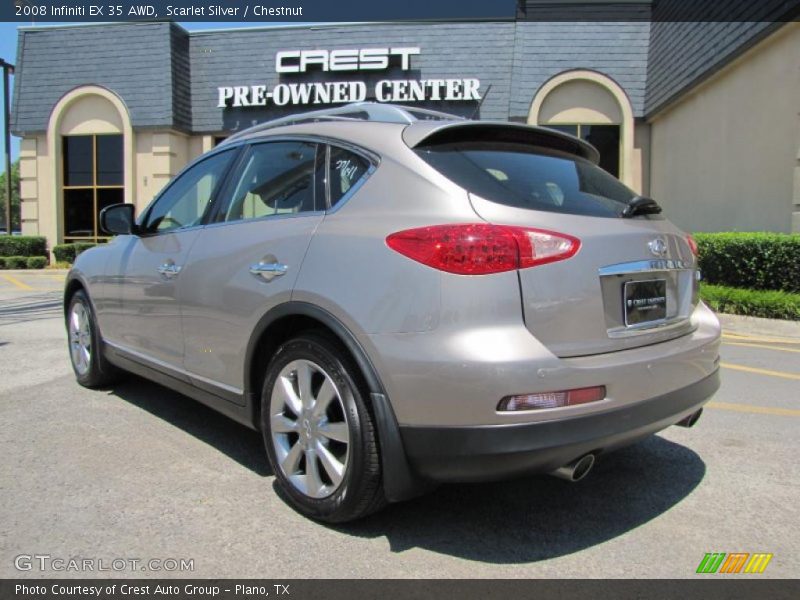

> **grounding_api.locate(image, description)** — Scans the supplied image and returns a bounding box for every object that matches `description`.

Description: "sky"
[0,22,20,171]
[0,21,306,175]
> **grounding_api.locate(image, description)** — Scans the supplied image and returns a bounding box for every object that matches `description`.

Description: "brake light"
[686,234,698,257]
[498,385,606,411]
[386,224,580,275]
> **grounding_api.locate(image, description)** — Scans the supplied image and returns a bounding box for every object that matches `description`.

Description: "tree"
[0,160,21,233]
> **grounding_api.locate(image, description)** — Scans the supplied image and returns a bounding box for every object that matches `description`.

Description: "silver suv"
[65,103,721,522]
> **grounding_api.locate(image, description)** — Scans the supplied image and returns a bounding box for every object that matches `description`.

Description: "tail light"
[686,234,698,257]
[498,386,606,412]
[385,223,580,275]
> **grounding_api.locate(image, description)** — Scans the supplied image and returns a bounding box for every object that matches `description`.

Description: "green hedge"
[700,283,800,321]
[0,236,47,257]
[26,256,48,269]
[52,244,74,263]
[694,232,799,293]
[53,242,97,264]
[0,255,49,269]
[2,256,28,269]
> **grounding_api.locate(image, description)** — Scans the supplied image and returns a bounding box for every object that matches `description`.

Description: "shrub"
[53,244,76,263]
[26,256,48,269]
[694,232,800,293]
[700,283,800,321]
[4,256,28,269]
[75,242,98,257]
[0,257,5,269]
[53,242,97,264]
[0,235,47,257]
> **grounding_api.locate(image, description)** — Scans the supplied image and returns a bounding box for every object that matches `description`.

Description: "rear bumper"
[399,369,719,483]
[363,301,721,428]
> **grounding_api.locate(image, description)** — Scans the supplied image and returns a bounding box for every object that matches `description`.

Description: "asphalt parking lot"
[1,270,798,578]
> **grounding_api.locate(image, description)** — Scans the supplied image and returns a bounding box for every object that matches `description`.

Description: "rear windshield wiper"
[622,195,662,218]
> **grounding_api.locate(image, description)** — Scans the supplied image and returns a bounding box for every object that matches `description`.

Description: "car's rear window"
[415,141,638,218]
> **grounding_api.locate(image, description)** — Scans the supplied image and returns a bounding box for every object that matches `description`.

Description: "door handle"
[157,261,182,279]
[250,261,289,282]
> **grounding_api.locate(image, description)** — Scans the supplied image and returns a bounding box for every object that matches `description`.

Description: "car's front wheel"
[261,333,385,522]
[67,289,118,388]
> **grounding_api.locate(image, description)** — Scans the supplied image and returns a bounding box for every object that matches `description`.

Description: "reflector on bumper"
[498,385,606,411]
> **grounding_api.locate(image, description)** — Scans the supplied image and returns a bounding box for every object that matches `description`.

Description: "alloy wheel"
[269,359,351,499]
[69,302,92,375]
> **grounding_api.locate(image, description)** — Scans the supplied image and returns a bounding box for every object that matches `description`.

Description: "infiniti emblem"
[648,238,668,257]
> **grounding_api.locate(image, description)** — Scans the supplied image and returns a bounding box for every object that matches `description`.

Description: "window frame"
[208,140,324,226]
[136,146,242,237]
[62,133,124,243]
[206,136,378,226]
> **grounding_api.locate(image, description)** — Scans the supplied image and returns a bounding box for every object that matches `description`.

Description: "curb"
[717,312,800,339]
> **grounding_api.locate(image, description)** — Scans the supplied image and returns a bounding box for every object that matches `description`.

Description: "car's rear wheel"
[67,289,118,388]
[261,333,385,522]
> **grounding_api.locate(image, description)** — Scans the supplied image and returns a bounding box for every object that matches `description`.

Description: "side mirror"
[100,203,137,235]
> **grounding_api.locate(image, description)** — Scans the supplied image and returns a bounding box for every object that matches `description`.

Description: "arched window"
[529,71,635,187]
[47,86,134,243]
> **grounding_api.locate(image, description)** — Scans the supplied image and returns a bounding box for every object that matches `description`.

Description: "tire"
[261,332,386,522]
[66,289,119,388]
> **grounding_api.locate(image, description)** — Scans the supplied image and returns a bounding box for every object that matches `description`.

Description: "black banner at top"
[9,0,514,23]
[3,0,800,23]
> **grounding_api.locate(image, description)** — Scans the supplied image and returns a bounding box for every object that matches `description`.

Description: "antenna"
[470,84,492,120]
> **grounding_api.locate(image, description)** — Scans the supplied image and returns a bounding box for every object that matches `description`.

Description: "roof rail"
[222,102,464,144]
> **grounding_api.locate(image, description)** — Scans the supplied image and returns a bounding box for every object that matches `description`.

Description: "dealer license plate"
[624,279,667,326]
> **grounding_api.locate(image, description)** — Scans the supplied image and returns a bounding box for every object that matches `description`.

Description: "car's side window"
[141,150,235,234]
[328,146,370,208]
[222,141,319,222]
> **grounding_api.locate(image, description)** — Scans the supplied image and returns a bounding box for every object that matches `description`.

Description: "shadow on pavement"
[107,374,704,564]
[108,375,271,477]
[339,435,705,563]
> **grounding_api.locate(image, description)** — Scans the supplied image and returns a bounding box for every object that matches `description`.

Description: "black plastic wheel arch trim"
[244,301,427,502]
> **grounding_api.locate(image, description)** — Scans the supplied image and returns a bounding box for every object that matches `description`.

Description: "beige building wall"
[649,22,800,233]
[134,132,214,209]
[135,131,188,210]
[18,137,41,236]
[19,135,56,242]
[633,122,651,197]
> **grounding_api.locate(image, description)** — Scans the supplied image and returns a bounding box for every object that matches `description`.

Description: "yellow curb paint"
[720,362,800,381]
[722,341,800,354]
[707,402,800,417]
[722,333,800,345]
[0,274,35,291]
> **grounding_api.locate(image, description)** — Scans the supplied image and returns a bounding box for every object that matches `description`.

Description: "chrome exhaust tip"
[676,409,703,428]
[551,453,595,482]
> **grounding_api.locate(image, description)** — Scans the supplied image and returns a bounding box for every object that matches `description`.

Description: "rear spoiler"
[402,121,601,165]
